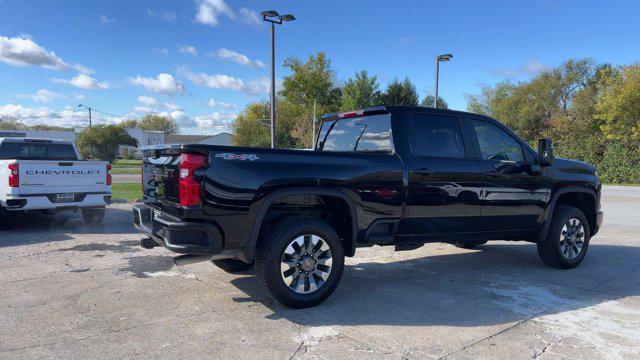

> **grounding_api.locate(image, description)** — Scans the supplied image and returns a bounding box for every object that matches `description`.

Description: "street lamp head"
[437,53,453,62]
[261,10,280,18]
[278,14,295,21]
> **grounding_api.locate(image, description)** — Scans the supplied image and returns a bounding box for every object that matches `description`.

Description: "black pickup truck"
[134,106,603,308]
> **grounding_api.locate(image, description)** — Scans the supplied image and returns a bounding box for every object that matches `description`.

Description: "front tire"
[255,217,345,308]
[82,207,105,224]
[212,259,255,273]
[537,206,591,269]
[0,206,16,230]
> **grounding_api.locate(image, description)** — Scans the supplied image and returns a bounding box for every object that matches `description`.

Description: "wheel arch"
[239,188,358,262]
[537,187,598,243]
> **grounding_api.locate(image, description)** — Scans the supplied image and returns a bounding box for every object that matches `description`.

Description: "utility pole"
[78,104,94,159]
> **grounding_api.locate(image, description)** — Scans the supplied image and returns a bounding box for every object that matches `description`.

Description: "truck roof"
[321,106,487,122]
[0,137,74,145]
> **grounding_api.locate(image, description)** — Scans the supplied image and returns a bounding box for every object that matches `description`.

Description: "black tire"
[454,240,487,249]
[0,206,16,230]
[255,216,345,308]
[82,207,105,224]
[537,205,591,269]
[212,259,255,273]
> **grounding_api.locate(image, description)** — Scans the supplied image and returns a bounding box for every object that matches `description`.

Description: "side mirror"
[537,138,555,165]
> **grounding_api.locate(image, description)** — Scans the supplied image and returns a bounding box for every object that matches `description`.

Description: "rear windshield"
[0,142,78,160]
[316,114,393,152]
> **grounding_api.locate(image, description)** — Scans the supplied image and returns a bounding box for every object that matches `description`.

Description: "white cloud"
[137,95,159,107]
[207,99,236,109]
[133,106,153,113]
[213,48,264,68]
[128,73,185,95]
[52,73,110,90]
[239,8,261,27]
[147,9,176,22]
[0,104,124,127]
[178,45,198,56]
[195,0,235,26]
[151,47,169,57]
[164,102,182,111]
[31,89,63,103]
[179,67,268,95]
[193,111,236,128]
[0,35,92,73]
[491,60,549,77]
[99,15,115,24]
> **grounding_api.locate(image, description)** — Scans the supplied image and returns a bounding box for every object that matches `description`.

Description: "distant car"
[0,137,112,230]
[133,106,603,308]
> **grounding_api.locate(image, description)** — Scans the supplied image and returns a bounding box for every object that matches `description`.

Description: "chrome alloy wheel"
[560,218,585,260]
[280,234,333,294]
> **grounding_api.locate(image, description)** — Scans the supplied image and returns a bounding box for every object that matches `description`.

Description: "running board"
[394,243,424,251]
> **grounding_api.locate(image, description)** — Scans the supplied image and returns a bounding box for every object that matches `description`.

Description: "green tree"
[30,124,73,131]
[231,100,300,148]
[420,95,449,109]
[138,114,178,134]
[76,125,137,162]
[341,70,381,110]
[379,77,419,106]
[281,52,342,111]
[596,65,640,143]
[118,119,139,129]
[0,116,27,130]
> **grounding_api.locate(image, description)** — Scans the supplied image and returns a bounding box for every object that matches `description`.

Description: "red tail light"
[8,163,19,188]
[179,153,208,207]
[106,164,112,186]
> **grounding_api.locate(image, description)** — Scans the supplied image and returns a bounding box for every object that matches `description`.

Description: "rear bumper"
[133,204,223,255]
[1,193,111,211]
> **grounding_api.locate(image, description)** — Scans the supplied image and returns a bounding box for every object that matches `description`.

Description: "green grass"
[112,159,142,168]
[111,183,142,202]
[604,183,640,187]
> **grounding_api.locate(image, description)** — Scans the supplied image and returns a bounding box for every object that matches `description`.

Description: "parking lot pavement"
[1,186,640,359]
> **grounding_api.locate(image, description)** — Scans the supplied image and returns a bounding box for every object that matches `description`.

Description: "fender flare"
[536,186,597,243]
[238,187,358,262]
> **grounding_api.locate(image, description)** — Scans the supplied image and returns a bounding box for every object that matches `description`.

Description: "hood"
[554,157,597,175]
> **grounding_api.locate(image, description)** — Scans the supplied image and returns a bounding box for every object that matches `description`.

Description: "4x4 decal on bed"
[215,153,259,161]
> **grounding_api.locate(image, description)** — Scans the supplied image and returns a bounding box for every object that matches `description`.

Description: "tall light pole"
[434,53,453,108]
[261,10,295,148]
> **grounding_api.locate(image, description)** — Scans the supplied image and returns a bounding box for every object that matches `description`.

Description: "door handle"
[413,168,434,175]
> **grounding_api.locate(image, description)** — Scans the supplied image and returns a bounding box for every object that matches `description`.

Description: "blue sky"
[1,0,638,135]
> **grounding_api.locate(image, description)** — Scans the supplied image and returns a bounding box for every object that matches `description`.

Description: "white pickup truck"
[0,137,112,230]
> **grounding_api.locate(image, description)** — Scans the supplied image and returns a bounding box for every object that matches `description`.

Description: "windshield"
[316,114,393,152]
[0,142,78,160]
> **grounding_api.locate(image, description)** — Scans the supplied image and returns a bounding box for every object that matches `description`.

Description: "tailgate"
[17,160,109,195]
[142,152,181,203]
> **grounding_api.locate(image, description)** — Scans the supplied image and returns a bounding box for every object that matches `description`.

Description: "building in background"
[119,128,165,158]
[0,130,76,143]
[165,132,234,146]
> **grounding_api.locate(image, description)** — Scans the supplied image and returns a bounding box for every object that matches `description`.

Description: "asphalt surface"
[112,173,140,184]
[1,186,639,359]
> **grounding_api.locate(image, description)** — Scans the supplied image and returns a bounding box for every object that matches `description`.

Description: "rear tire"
[255,216,345,308]
[0,206,16,230]
[212,259,255,273]
[453,240,487,249]
[537,206,590,269]
[82,207,105,224]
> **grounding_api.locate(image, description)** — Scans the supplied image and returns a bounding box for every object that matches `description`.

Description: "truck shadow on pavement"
[0,206,135,248]
[229,243,640,328]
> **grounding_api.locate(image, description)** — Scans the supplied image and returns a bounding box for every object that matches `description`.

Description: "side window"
[410,114,466,158]
[471,120,524,163]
